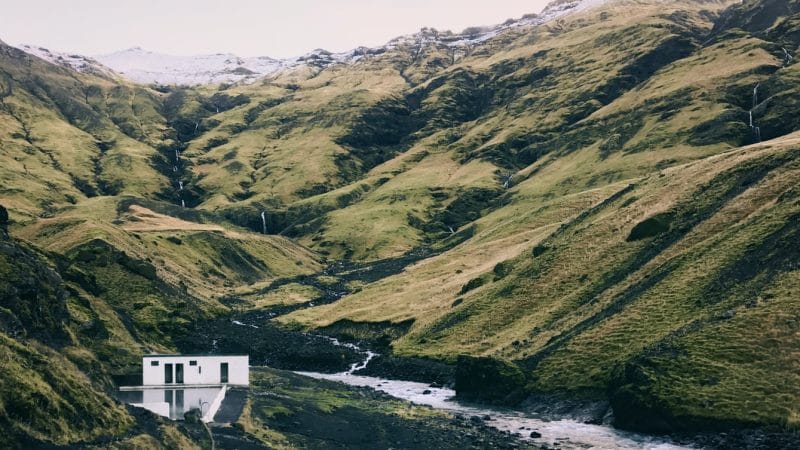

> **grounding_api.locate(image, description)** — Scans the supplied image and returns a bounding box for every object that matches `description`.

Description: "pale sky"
[1,0,552,58]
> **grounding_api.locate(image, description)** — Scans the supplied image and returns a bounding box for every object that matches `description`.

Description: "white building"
[142,354,249,386]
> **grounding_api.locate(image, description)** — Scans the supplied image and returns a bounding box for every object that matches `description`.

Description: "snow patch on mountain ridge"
[17,0,608,85]
[17,44,117,78]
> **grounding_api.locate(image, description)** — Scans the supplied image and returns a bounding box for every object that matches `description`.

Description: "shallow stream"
[296,346,690,450]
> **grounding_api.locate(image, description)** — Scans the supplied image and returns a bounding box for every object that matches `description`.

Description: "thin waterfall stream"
[260,211,267,234]
[749,83,762,142]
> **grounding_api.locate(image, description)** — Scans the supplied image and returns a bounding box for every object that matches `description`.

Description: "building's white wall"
[142,355,248,386]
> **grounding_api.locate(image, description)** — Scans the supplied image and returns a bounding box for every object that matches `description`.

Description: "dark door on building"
[175,363,184,384]
[220,362,229,383]
[164,363,173,383]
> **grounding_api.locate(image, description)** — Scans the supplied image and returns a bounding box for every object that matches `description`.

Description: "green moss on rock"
[455,356,527,404]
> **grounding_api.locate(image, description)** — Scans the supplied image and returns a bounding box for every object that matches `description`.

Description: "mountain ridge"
[13,0,610,85]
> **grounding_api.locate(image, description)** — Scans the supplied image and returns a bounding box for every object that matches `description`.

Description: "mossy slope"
[3,0,800,442]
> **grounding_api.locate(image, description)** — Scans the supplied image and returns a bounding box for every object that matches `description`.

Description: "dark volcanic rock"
[0,204,8,232]
[175,311,362,373]
[455,355,527,404]
[519,392,611,425]
[672,426,800,450]
[183,408,202,424]
[355,353,455,385]
[250,369,529,449]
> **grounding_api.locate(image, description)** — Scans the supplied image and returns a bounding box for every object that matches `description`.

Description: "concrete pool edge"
[203,385,228,423]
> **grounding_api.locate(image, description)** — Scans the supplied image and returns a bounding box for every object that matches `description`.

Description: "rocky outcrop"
[711,0,800,36]
[0,232,69,344]
[0,204,8,233]
[455,356,527,404]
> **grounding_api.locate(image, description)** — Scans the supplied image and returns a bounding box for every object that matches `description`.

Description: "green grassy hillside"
[279,0,800,433]
[2,0,800,445]
[0,223,209,448]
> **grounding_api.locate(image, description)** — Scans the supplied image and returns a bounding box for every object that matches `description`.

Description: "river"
[295,344,690,450]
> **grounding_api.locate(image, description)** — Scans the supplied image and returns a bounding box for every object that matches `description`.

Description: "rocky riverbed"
[174,307,800,449]
[296,344,690,450]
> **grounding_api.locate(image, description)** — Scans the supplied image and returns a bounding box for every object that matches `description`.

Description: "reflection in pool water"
[116,387,223,420]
